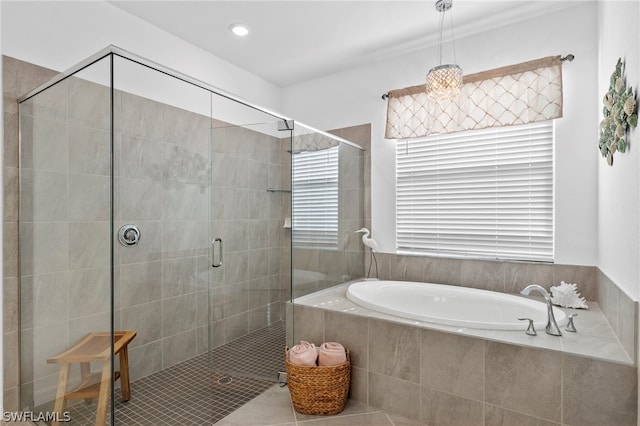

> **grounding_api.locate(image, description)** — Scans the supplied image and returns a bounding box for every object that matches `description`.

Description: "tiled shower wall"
[114,87,214,388]
[115,101,290,381]
[2,55,290,409]
[3,56,58,411]
[18,70,117,408]
[209,124,290,351]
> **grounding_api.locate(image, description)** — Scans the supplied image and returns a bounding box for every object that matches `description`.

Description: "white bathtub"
[346,280,567,331]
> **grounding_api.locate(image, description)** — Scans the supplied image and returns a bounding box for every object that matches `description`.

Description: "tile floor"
[210,321,286,380]
[5,389,424,426]
[30,321,286,425]
[59,357,275,425]
[216,384,425,426]
[4,320,420,425]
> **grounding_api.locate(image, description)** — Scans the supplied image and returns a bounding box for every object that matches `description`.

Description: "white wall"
[596,0,640,300]
[282,2,599,267]
[0,1,282,113]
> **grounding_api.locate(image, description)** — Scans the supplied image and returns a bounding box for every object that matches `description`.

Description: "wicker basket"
[285,348,351,415]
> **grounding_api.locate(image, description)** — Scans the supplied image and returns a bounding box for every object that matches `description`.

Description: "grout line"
[384,412,395,426]
[482,339,486,426]
[484,403,561,425]
[295,410,386,424]
[560,354,564,426]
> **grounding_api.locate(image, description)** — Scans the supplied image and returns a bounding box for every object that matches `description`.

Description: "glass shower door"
[207,119,292,382]
[112,55,214,424]
[17,46,298,425]
[18,55,115,424]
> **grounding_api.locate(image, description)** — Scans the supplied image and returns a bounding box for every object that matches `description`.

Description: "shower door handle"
[212,238,223,268]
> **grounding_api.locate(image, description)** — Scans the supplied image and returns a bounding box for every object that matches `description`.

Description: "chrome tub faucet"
[520,284,562,336]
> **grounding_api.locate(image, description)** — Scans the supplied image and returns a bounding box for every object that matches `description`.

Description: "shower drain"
[217,376,233,385]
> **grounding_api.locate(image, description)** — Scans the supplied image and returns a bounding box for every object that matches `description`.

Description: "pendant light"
[426,0,463,100]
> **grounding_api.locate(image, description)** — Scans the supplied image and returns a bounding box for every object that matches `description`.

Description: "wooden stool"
[47,331,136,426]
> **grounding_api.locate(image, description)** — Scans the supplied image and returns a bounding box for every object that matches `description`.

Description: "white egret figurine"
[356,228,379,279]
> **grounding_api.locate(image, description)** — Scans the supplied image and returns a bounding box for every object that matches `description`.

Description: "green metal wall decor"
[599,58,637,166]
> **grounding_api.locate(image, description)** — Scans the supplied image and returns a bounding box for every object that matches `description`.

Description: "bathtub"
[346,280,567,331]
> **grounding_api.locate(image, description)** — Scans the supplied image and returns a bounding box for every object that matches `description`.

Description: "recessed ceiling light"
[229,23,250,37]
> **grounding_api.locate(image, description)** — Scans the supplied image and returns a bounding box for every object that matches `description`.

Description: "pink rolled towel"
[288,341,318,366]
[318,342,347,366]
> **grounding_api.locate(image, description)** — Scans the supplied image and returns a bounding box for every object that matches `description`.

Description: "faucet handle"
[518,317,537,336]
[565,313,578,332]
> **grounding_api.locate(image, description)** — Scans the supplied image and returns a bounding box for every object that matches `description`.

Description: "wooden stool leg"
[80,362,92,404]
[94,362,111,426]
[119,345,131,401]
[52,364,70,426]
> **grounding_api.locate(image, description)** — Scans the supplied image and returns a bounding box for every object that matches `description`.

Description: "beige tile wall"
[294,304,638,426]
[114,88,212,386]
[598,269,638,362]
[375,253,596,299]
[373,253,638,361]
[209,123,289,350]
[3,56,58,411]
[118,98,290,388]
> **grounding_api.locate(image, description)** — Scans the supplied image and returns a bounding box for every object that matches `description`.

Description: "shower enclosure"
[16,46,364,425]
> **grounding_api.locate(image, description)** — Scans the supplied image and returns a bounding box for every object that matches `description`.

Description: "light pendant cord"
[438,4,457,65]
[449,7,457,65]
[438,9,445,65]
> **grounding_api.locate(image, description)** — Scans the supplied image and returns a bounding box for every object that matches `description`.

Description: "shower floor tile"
[210,320,286,380]
[42,321,285,426]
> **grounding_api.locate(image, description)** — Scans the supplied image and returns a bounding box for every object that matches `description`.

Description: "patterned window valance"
[385,56,563,139]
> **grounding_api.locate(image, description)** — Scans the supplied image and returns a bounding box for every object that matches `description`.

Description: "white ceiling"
[109,1,579,87]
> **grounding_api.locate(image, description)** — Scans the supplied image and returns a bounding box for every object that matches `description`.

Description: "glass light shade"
[426,64,463,100]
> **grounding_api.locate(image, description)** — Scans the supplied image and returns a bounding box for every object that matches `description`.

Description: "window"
[292,146,339,248]
[396,121,554,261]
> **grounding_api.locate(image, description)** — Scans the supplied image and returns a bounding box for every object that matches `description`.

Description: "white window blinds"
[396,121,554,261]
[292,146,339,248]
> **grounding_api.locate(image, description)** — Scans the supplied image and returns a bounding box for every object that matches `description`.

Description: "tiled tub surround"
[292,284,638,425]
[373,253,638,362]
[295,282,632,364]
[597,267,637,363]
